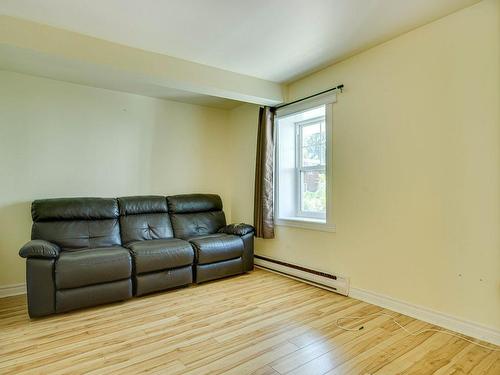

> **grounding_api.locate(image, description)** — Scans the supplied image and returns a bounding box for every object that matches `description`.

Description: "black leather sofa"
[19,194,254,318]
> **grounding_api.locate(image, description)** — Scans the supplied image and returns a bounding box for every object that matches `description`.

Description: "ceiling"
[0,0,480,84]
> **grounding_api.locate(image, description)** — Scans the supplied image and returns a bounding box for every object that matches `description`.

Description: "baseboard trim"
[254,255,349,295]
[0,283,26,298]
[349,287,500,346]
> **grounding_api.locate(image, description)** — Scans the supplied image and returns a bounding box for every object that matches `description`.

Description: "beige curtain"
[254,106,275,239]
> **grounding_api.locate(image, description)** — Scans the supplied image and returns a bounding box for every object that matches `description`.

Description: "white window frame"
[274,94,336,233]
[296,116,326,220]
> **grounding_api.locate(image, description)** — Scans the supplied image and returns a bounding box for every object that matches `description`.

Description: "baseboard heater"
[254,255,350,296]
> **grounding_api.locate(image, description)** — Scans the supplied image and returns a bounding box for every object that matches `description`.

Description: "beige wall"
[229,104,260,225]
[0,71,232,286]
[231,0,500,329]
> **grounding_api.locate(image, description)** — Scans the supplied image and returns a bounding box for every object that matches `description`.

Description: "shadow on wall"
[0,201,32,285]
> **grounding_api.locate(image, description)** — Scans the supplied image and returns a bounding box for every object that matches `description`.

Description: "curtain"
[254,106,275,239]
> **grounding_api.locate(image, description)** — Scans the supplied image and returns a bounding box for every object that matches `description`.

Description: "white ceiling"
[0,0,480,83]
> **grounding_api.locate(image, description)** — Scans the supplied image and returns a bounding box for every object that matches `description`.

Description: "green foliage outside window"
[303,172,326,212]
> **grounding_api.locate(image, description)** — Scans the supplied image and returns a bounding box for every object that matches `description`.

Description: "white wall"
[230,0,500,330]
[0,70,232,286]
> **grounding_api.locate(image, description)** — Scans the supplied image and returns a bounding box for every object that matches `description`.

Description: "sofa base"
[56,279,132,313]
[195,257,243,283]
[26,258,56,318]
[135,266,192,296]
[241,233,254,272]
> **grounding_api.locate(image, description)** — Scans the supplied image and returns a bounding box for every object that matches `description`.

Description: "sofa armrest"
[19,240,60,259]
[218,223,255,236]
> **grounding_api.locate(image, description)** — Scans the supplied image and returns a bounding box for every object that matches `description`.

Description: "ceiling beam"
[0,15,284,106]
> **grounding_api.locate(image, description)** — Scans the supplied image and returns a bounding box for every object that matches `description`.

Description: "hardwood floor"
[0,269,498,374]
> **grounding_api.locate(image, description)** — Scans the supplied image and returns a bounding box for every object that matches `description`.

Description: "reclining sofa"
[18,194,254,318]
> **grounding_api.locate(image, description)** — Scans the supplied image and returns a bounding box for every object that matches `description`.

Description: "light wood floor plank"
[0,269,497,375]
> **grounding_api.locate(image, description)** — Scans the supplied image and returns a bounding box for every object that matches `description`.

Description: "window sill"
[275,217,336,233]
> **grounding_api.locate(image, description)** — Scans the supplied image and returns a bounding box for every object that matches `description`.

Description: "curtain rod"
[273,84,344,110]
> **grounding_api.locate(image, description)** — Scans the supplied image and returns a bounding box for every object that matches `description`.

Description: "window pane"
[302,122,321,144]
[301,170,326,213]
[301,121,325,167]
[302,144,325,167]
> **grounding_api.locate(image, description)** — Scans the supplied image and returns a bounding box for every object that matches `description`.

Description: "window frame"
[274,96,336,233]
[295,116,326,220]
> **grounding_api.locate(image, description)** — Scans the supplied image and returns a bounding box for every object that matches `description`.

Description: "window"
[297,116,326,218]
[275,96,335,232]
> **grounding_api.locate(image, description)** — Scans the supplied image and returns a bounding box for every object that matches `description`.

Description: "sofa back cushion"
[118,196,173,244]
[167,194,226,239]
[31,198,121,251]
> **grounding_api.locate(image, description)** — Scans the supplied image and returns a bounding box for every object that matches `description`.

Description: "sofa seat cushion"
[188,234,243,265]
[56,247,132,289]
[127,239,194,274]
